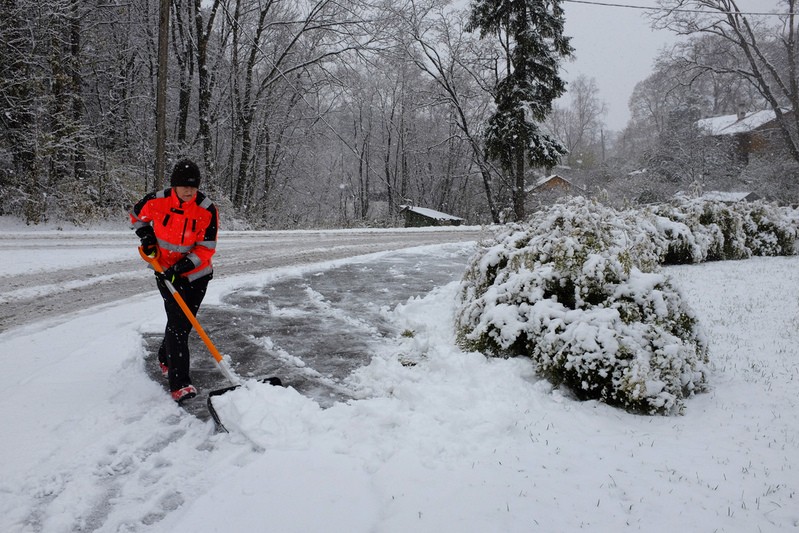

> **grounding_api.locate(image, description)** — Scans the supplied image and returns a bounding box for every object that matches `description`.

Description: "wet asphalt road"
[0,228,487,332]
[140,240,481,422]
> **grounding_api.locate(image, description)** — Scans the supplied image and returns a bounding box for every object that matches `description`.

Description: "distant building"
[701,191,760,203]
[524,174,586,209]
[527,174,584,195]
[695,108,790,163]
[399,205,465,227]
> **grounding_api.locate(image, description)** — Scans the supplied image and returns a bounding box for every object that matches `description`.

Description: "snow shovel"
[139,246,241,385]
[138,247,282,428]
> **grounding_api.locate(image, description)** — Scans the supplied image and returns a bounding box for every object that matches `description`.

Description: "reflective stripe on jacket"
[130,188,219,281]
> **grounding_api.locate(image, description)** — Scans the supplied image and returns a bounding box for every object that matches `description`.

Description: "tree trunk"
[399,110,408,203]
[383,105,394,218]
[193,0,220,181]
[234,117,252,208]
[172,1,194,146]
[479,164,500,223]
[513,148,525,221]
[359,134,370,219]
[69,0,85,181]
[155,0,169,188]
[260,126,272,209]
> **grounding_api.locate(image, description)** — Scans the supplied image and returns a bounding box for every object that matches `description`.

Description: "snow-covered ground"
[1,228,797,532]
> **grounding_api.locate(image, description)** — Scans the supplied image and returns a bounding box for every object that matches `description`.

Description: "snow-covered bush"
[656,196,749,262]
[736,202,796,256]
[646,206,707,265]
[782,205,799,247]
[456,197,709,415]
[654,196,795,262]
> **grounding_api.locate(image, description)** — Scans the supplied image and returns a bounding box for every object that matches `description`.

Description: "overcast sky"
[560,0,784,131]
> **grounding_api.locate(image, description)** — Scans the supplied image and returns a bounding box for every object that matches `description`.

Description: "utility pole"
[154,0,169,188]
[600,128,605,162]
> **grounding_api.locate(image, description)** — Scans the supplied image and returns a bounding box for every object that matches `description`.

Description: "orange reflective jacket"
[130,188,219,281]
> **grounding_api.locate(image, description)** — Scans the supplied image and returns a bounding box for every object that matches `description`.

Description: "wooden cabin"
[399,205,465,227]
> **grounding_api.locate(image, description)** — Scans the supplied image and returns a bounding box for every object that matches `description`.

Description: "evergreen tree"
[467,0,573,221]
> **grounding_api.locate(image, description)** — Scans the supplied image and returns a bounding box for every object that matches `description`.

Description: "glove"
[159,257,195,289]
[136,226,158,257]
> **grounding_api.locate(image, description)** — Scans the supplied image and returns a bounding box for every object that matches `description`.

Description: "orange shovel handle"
[138,246,225,365]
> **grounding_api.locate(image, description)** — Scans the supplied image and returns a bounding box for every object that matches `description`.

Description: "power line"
[563,0,794,17]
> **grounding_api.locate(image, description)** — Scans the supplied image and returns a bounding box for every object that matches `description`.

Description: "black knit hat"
[170,159,201,188]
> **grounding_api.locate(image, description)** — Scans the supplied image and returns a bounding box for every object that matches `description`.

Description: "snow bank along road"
[0,227,487,333]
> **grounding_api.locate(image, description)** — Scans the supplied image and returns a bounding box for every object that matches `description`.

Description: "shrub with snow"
[649,203,714,265]
[456,197,709,415]
[736,202,796,256]
[653,196,795,263]
[698,199,751,261]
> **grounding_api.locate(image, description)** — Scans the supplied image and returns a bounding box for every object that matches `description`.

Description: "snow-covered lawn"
[1,236,797,532]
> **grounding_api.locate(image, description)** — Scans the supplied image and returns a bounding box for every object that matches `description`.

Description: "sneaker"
[158,362,169,378]
[171,385,197,403]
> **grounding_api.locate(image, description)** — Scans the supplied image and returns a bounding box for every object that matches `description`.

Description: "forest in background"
[1,0,798,228]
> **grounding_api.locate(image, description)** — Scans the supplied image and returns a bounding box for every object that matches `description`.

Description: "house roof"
[400,205,464,221]
[701,191,759,202]
[696,110,778,136]
[535,174,568,187]
[526,174,584,193]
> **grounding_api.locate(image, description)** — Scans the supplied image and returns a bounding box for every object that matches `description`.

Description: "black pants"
[156,273,211,391]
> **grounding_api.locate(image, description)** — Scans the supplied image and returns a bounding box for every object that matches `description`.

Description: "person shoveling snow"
[130,158,219,403]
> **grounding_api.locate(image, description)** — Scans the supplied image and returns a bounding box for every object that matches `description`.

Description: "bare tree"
[217,0,372,211]
[0,0,39,221]
[0,0,94,223]
[404,1,502,222]
[192,0,225,182]
[1,0,548,226]
[171,0,195,149]
[548,75,606,169]
[666,34,765,115]
[333,63,377,221]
